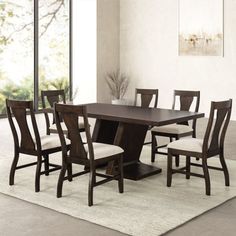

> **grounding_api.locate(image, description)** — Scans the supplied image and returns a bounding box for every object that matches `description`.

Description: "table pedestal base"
[93,119,162,180]
[123,162,162,180]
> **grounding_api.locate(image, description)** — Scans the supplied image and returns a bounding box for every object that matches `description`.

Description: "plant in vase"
[106,70,129,105]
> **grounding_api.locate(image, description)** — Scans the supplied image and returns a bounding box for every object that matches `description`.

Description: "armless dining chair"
[54,103,124,206]
[151,90,200,166]
[167,99,232,195]
[134,88,159,145]
[6,99,70,192]
[134,88,159,108]
[41,89,85,135]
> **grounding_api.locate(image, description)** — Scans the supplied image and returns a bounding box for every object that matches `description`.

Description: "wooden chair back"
[172,90,200,135]
[134,89,158,108]
[41,90,66,134]
[54,103,93,164]
[172,90,200,112]
[203,99,232,157]
[41,90,66,108]
[6,99,41,152]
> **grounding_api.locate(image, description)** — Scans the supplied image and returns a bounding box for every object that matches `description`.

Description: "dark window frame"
[0,0,72,118]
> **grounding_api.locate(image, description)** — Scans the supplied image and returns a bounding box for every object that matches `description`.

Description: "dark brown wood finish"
[86,103,204,180]
[134,88,159,146]
[54,103,124,206]
[6,99,68,192]
[41,90,66,135]
[151,90,200,166]
[86,103,203,127]
[167,99,232,195]
[172,90,200,133]
[134,88,159,108]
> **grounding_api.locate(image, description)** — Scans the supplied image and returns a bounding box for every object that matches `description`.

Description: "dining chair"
[54,103,124,206]
[6,99,70,192]
[41,89,85,135]
[151,90,200,166]
[134,88,159,108]
[167,99,232,195]
[134,88,159,145]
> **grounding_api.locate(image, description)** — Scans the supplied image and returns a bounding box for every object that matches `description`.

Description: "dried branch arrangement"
[106,70,129,100]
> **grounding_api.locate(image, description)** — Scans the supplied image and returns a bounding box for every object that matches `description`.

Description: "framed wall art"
[179,0,224,56]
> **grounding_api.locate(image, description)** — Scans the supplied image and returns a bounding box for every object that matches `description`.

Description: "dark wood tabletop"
[73,103,204,180]
[86,103,204,126]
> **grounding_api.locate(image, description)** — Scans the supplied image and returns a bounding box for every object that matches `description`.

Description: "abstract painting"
[179,0,223,56]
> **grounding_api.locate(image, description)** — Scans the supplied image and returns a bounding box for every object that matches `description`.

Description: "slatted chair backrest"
[41,90,66,108]
[203,99,232,157]
[134,89,159,108]
[6,99,41,153]
[172,90,200,136]
[41,90,66,134]
[172,90,200,112]
[54,103,94,164]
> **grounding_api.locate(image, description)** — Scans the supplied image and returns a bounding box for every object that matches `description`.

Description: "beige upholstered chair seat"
[34,135,70,151]
[151,124,193,134]
[50,121,85,131]
[168,138,203,153]
[84,142,124,160]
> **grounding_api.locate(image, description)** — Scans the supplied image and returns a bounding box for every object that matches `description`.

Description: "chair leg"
[219,152,230,186]
[151,133,157,163]
[186,156,190,179]
[9,151,19,186]
[167,152,173,187]
[57,162,67,198]
[35,156,42,192]
[67,163,73,182]
[175,155,180,167]
[202,158,211,195]
[44,154,49,176]
[192,133,200,162]
[118,156,124,193]
[175,137,180,167]
[88,168,95,206]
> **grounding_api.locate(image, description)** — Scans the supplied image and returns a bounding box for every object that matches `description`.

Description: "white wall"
[97,0,120,103]
[73,0,97,104]
[72,0,120,104]
[119,0,236,119]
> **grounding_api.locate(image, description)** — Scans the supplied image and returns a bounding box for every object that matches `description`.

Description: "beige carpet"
[0,146,236,236]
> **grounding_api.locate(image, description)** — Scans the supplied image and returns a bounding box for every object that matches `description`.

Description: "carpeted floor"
[1,116,236,235]
[0,145,236,236]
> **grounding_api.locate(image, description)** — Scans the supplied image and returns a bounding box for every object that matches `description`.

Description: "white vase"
[111,99,127,105]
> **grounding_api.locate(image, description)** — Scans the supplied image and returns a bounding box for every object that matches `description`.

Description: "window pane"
[0,0,34,114]
[38,0,70,108]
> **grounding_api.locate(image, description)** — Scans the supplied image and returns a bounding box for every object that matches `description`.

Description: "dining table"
[86,103,204,181]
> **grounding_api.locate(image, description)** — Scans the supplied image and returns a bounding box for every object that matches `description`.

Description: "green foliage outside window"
[0,71,70,114]
[0,0,70,115]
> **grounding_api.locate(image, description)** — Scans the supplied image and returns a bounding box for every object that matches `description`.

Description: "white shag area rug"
[0,146,236,236]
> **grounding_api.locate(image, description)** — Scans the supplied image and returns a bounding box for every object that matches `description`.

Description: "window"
[0,0,34,114]
[0,0,71,115]
[38,0,70,108]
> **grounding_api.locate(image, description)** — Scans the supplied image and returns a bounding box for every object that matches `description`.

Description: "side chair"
[134,88,159,145]
[134,88,159,108]
[41,89,85,135]
[167,99,232,195]
[151,90,200,166]
[6,99,70,192]
[54,103,124,206]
